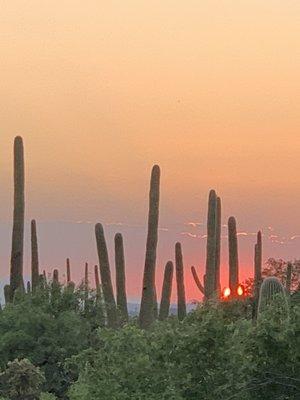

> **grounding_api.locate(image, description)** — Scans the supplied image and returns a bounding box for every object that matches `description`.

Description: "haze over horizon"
[1,1,300,300]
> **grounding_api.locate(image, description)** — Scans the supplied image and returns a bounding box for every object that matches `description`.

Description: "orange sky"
[1,1,300,300]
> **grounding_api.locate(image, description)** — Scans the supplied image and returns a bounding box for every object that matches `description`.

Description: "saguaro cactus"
[215,197,221,294]
[115,233,129,324]
[66,258,71,284]
[94,265,101,297]
[205,190,217,299]
[258,277,289,317]
[191,266,205,295]
[52,269,59,285]
[254,231,262,302]
[159,261,174,321]
[95,223,118,328]
[94,264,105,326]
[4,285,11,305]
[84,262,89,306]
[139,165,160,329]
[175,242,186,320]
[286,263,292,294]
[228,216,239,296]
[31,220,39,292]
[10,136,25,298]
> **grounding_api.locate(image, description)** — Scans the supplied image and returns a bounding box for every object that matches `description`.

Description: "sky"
[1,1,300,301]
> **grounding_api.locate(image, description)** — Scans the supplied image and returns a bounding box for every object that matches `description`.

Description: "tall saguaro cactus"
[205,190,217,299]
[228,216,239,295]
[10,136,25,298]
[115,233,129,324]
[159,261,174,321]
[139,165,160,329]
[175,242,186,320]
[215,197,221,295]
[254,231,262,304]
[95,223,118,328]
[31,220,39,292]
[94,264,105,326]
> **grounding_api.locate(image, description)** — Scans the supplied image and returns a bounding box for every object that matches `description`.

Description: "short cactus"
[258,277,289,317]
[66,258,71,284]
[286,263,292,294]
[4,285,11,305]
[115,233,129,324]
[159,261,174,321]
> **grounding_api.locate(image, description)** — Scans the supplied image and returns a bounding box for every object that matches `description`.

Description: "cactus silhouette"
[254,231,262,308]
[115,233,129,324]
[4,285,11,305]
[205,190,217,299]
[84,262,89,307]
[286,263,292,293]
[52,269,59,285]
[66,258,71,284]
[191,266,205,295]
[228,216,239,296]
[159,261,174,321]
[94,264,105,326]
[139,165,160,329]
[191,191,220,299]
[95,223,118,328]
[31,220,39,292]
[215,197,221,295]
[258,277,289,317]
[175,242,186,320]
[10,136,25,298]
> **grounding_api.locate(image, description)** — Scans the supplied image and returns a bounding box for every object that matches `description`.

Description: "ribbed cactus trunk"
[94,264,101,297]
[258,277,289,318]
[204,190,217,299]
[94,264,105,327]
[66,258,71,284]
[95,223,118,328]
[31,220,39,292]
[4,285,11,305]
[215,197,221,295]
[159,261,174,321]
[228,216,239,296]
[254,231,262,301]
[175,242,186,320]
[84,262,89,307]
[286,263,292,294]
[115,233,129,324]
[53,269,59,285]
[10,136,25,299]
[139,165,160,329]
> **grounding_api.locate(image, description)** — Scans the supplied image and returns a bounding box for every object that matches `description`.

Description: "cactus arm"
[191,266,205,295]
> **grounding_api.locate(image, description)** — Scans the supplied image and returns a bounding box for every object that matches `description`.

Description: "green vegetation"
[1,137,299,398]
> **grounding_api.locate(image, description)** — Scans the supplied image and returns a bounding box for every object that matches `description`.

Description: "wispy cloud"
[185,222,203,228]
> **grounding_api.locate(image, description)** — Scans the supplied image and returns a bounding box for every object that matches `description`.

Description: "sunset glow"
[1,1,300,301]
